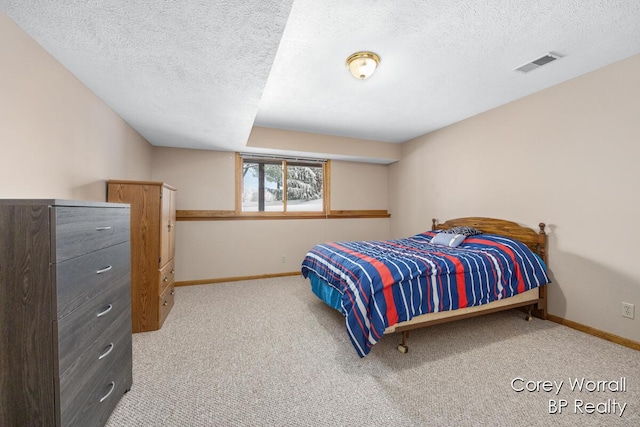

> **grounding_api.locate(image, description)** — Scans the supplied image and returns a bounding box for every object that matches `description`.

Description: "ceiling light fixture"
[346,51,380,80]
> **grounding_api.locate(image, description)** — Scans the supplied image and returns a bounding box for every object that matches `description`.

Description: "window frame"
[235,153,331,217]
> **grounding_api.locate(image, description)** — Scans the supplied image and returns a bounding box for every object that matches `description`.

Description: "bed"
[301,217,551,357]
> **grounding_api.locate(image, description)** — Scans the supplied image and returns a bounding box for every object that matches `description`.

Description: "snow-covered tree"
[287,166,322,201]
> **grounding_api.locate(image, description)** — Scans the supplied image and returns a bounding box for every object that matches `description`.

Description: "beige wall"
[151,146,390,281]
[0,14,152,200]
[389,54,640,342]
[247,126,401,164]
[331,160,388,210]
[152,148,236,209]
[175,218,390,280]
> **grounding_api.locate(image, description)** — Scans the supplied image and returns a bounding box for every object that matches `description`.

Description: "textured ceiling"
[2,1,640,156]
[256,0,640,142]
[1,0,294,151]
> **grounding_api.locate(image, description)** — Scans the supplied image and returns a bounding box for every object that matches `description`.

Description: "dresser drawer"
[60,335,132,427]
[159,283,175,328]
[59,308,131,425]
[159,259,175,293]
[56,273,130,377]
[55,242,130,319]
[52,206,130,262]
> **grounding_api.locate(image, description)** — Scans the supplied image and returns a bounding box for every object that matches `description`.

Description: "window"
[237,154,328,214]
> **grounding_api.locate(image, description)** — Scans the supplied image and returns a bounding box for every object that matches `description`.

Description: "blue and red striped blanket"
[301,231,550,357]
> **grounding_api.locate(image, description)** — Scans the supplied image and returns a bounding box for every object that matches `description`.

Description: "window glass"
[286,164,323,212]
[240,156,325,213]
[242,161,284,212]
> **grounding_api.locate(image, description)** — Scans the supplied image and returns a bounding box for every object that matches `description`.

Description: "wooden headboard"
[432,217,547,263]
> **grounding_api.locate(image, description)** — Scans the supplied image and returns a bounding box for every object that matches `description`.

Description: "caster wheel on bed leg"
[525,305,533,322]
[397,344,408,354]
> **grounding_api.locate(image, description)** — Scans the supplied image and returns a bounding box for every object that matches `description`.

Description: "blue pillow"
[431,233,466,247]
[441,226,483,237]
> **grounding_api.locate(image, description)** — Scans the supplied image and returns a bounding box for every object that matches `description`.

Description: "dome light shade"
[346,51,380,80]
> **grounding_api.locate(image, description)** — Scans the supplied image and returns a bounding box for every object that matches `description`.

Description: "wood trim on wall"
[547,314,640,351]
[234,153,242,214]
[175,271,301,287]
[324,159,331,213]
[176,209,390,221]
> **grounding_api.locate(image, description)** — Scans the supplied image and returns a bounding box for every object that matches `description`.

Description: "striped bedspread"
[301,231,550,357]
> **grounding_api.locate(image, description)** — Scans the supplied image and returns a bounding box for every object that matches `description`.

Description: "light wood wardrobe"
[107,180,177,333]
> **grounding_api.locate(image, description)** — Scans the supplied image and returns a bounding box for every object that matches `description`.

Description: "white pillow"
[431,233,466,247]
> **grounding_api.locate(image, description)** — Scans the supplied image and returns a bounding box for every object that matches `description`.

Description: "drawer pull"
[171,269,175,274]
[163,301,168,306]
[96,304,113,317]
[163,276,168,282]
[95,226,113,231]
[99,381,116,403]
[171,290,175,295]
[98,343,114,360]
[96,265,113,274]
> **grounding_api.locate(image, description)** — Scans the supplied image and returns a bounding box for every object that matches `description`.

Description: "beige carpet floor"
[106,276,639,426]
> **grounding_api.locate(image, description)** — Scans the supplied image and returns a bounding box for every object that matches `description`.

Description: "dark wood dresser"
[0,200,133,426]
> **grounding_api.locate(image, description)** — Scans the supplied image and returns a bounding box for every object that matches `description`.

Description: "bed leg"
[397,331,409,354]
[526,305,533,322]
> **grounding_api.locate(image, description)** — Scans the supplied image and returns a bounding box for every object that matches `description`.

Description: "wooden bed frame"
[385,217,548,353]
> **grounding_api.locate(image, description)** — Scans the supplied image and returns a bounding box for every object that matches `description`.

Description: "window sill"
[176,210,390,221]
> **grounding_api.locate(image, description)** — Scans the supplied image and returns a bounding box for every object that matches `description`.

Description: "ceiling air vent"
[514,52,562,73]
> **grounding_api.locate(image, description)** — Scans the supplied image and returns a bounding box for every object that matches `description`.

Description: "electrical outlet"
[621,302,634,319]
[281,255,286,264]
